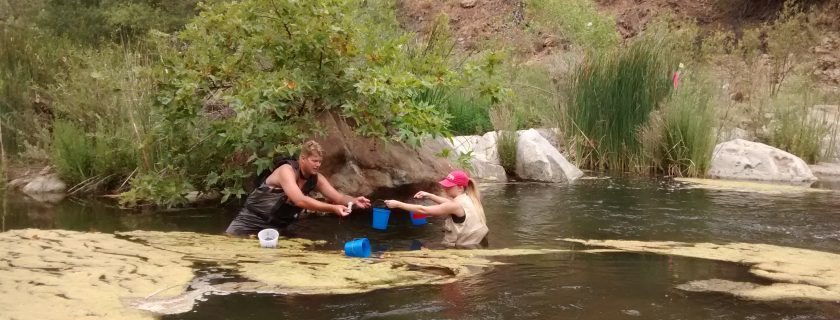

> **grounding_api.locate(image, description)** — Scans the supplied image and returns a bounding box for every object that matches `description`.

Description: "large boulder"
[316,113,454,195]
[534,128,563,151]
[471,131,507,181]
[514,129,583,182]
[708,139,817,182]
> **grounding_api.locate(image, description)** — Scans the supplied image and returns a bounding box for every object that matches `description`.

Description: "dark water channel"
[3,177,840,319]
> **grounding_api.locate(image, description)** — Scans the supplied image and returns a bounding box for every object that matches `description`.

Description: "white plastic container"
[257,228,279,248]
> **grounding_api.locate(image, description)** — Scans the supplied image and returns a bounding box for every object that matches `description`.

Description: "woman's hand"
[331,204,350,217]
[413,191,429,199]
[352,196,372,209]
[384,200,403,209]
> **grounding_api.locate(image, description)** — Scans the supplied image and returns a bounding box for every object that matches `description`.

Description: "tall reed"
[490,105,517,174]
[768,93,831,164]
[640,75,716,176]
[563,38,676,171]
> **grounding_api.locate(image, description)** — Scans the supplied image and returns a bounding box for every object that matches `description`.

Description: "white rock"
[708,139,817,182]
[442,134,507,182]
[515,129,583,182]
[21,174,67,194]
[534,128,563,150]
[809,162,840,177]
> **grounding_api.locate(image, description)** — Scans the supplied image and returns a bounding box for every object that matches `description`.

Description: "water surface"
[3,177,839,319]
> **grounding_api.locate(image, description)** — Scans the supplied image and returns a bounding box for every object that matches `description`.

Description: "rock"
[447,135,482,156]
[469,160,507,182]
[474,131,501,165]
[38,165,52,175]
[23,192,66,204]
[184,190,222,204]
[459,0,477,9]
[8,177,33,189]
[534,128,563,151]
[809,162,840,177]
[21,174,67,194]
[437,132,507,182]
[514,129,583,182]
[621,310,641,317]
[316,113,453,196]
[708,139,817,182]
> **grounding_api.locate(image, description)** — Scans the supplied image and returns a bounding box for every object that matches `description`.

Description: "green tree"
[145,0,457,203]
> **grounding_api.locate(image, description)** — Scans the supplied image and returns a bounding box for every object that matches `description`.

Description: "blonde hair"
[465,179,486,224]
[300,140,323,158]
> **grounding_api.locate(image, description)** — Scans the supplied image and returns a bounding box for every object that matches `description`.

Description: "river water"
[3,177,839,319]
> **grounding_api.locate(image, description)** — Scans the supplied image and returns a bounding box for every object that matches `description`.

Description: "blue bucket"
[372,207,390,230]
[409,212,428,226]
[344,238,371,258]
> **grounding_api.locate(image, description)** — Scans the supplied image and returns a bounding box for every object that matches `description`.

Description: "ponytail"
[465,179,486,224]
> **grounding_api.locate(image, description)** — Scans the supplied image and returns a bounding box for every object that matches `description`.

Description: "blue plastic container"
[344,238,371,258]
[409,212,428,225]
[372,207,390,230]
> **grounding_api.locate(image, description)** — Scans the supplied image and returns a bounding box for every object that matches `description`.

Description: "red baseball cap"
[439,170,469,188]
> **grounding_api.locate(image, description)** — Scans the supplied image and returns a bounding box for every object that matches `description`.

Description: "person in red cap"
[385,170,488,249]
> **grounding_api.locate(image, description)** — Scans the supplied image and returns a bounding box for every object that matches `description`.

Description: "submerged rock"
[674,177,832,194]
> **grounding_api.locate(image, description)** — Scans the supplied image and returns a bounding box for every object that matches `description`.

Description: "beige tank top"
[442,194,489,248]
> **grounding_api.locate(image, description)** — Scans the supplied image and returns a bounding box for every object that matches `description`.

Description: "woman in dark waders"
[225,140,372,236]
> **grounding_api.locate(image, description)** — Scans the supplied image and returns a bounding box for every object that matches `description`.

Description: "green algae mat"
[4,229,840,319]
[0,229,561,319]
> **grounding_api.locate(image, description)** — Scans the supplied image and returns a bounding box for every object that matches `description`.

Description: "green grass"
[640,75,716,176]
[767,93,831,164]
[506,64,558,129]
[415,88,493,136]
[0,24,73,154]
[490,105,517,174]
[50,120,94,185]
[563,37,676,171]
[445,93,494,135]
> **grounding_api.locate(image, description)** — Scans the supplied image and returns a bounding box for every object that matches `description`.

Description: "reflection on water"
[3,177,840,319]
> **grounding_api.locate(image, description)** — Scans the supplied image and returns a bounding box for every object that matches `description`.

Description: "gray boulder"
[708,139,817,182]
[21,174,67,194]
[515,129,583,182]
